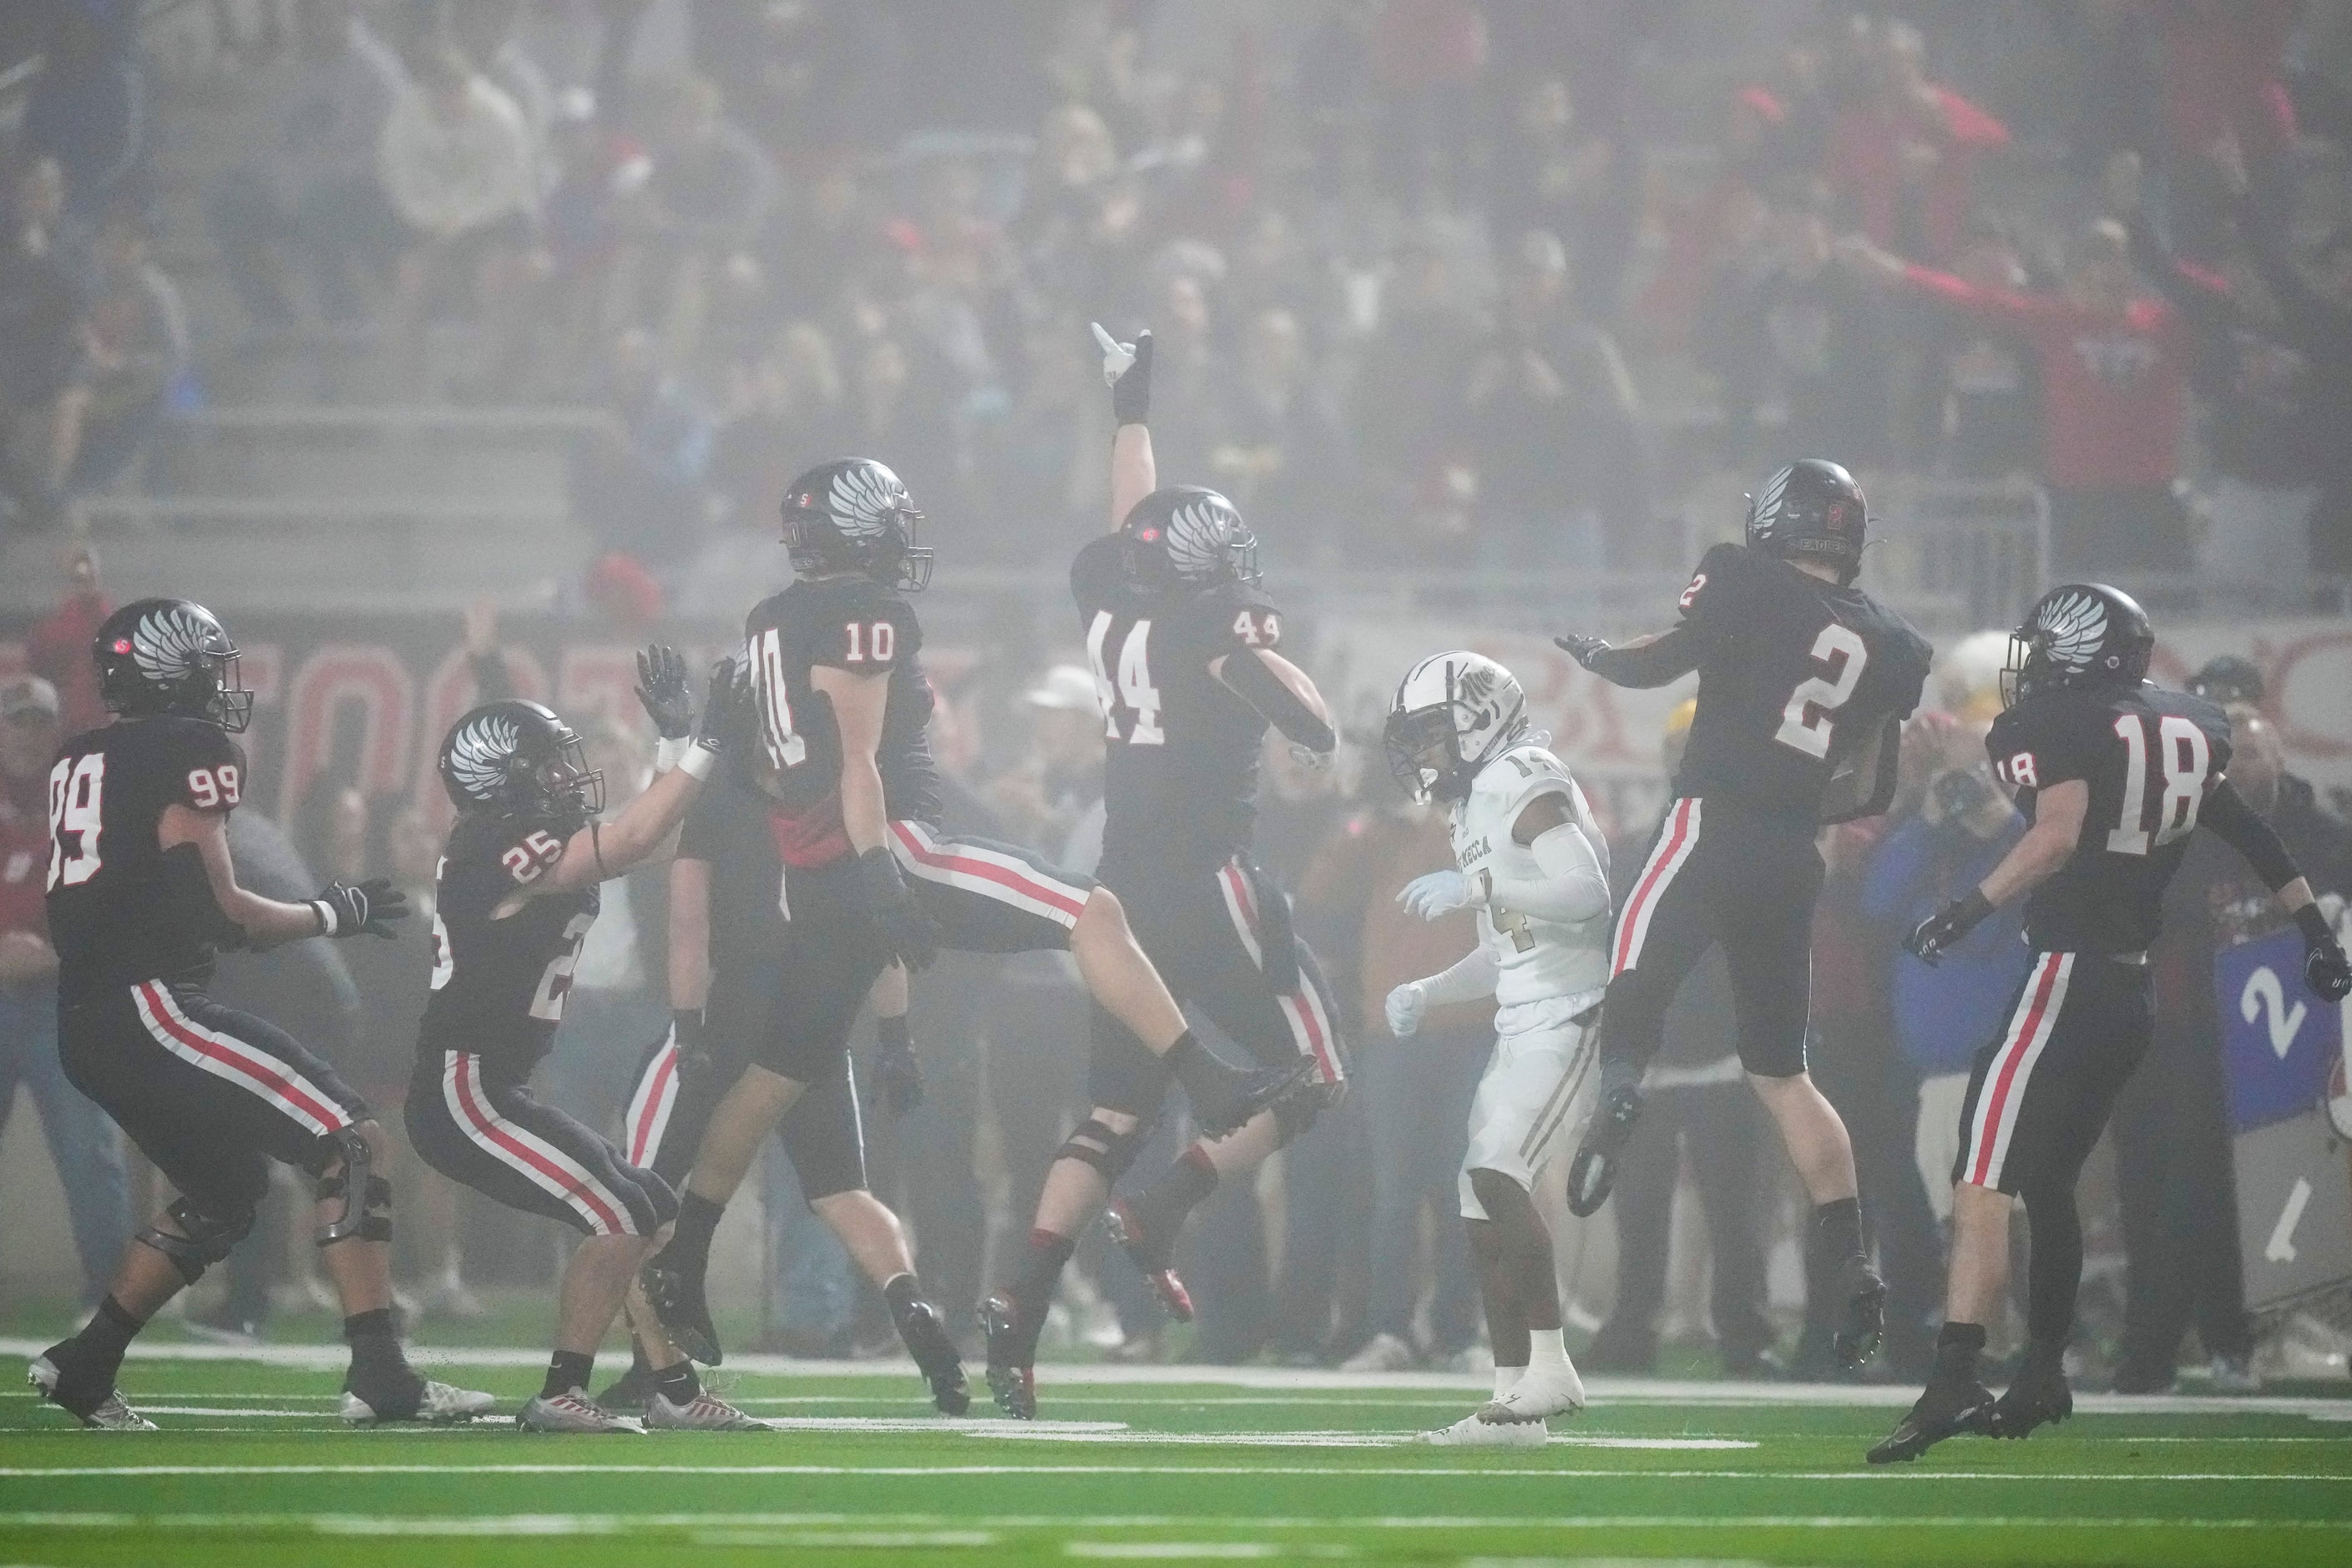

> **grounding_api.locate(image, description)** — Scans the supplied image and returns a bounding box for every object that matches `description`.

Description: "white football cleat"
[28,1355,157,1431]
[1478,1360,1586,1424]
[340,1378,499,1426]
[518,1388,644,1434]
[1418,1411,1547,1447]
[646,1389,770,1431]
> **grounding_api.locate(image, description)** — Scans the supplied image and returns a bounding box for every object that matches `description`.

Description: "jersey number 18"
[2107,713,2208,856]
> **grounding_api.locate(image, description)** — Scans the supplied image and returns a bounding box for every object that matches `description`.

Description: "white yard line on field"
[0,1463,2345,1482]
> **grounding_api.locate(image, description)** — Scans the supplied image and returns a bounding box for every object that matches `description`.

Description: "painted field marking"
[692,1530,997,1550]
[1,1463,2346,1482]
[1065,1546,1288,1559]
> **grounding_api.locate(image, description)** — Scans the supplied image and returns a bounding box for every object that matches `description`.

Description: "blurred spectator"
[1487,76,1612,266]
[205,0,406,335]
[23,542,109,735]
[69,205,187,491]
[0,153,88,526]
[1208,307,1344,552]
[2119,703,2352,1393]
[1462,229,1646,569]
[1822,17,2010,266]
[635,71,779,280]
[1843,219,2194,574]
[982,665,1107,862]
[1921,214,2041,478]
[1636,86,1783,350]
[0,673,130,1304]
[20,0,144,226]
[2147,0,2299,260]
[711,318,849,527]
[1587,703,1775,1377]
[570,326,714,567]
[1861,743,2031,1228]
[1353,240,1481,533]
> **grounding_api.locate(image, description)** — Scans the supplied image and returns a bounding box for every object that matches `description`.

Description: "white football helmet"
[1384,650,1529,802]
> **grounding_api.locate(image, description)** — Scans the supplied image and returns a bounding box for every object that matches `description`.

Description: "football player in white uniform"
[1383,651,1612,1446]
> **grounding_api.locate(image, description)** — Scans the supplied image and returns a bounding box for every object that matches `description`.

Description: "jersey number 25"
[1774,624,1869,759]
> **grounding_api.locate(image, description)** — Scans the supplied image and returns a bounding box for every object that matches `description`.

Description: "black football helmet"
[780,458,933,591]
[438,700,604,827]
[94,597,253,732]
[1746,458,1868,584]
[1120,484,1260,593]
[2001,583,2155,708]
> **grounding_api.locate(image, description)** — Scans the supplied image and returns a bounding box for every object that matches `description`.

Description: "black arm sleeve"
[1584,625,1702,690]
[1217,648,1336,752]
[2202,778,2303,892]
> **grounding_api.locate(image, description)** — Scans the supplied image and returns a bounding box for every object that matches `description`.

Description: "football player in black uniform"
[602,751,969,1415]
[404,652,758,1433]
[636,457,1302,1385]
[1869,585,2351,1463]
[32,598,493,1430]
[1556,458,1934,1371]
[976,326,1346,1417]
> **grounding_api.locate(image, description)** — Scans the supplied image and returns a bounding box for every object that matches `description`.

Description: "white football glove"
[1398,868,1474,922]
[1091,321,1136,385]
[1385,981,1429,1039]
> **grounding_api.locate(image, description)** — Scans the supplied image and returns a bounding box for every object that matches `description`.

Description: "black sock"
[668,1191,725,1268]
[883,1272,926,1327]
[2021,1186,2085,1348]
[1934,1321,1985,1386]
[1011,1230,1076,1320]
[1136,1146,1218,1241]
[1164,1029,1214,1087]
[653,1359,701,1404]
[1813,1196,1864,1263]
[544,1349,595,1400]
[66,1295,144,1388]
[343,1308,412,1383]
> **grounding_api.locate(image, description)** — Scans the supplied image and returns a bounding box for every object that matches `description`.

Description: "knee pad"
[1272,1080,1338,1149]
[1057,1116,1147,1184]
[314,1125,390,1245]
[138,1196,255,1285]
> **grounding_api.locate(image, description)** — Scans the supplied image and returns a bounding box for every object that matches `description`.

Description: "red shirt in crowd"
[25,589,113,739]
[1899,265,2191,492]
[1825,86,2009,264]
[2157,0,2297,163]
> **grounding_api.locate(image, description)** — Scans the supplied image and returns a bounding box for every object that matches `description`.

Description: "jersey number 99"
[46,753,104,890]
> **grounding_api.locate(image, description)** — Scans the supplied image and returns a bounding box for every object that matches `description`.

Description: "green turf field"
[2,1343,2348,1567]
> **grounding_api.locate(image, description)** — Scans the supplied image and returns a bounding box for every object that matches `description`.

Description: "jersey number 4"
[1774,623,1869,760]
[1086,612,1164,746]
[46,753,104,889]
[2107,713,2208,855]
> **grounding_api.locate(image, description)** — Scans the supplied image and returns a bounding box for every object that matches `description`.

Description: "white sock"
[1493,1365,1525,1399]
[1527,1328,1569,1370]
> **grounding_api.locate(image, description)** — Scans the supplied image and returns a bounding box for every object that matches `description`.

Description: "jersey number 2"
[46,753,104,890]
[1774,624,1869,760]
[2107,713,2208,855]
[1086,612,1164,746]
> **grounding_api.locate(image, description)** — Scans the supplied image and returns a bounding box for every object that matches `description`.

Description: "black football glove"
[670,1006,716,1070]
[695,656,752,756]
[1905,891,1993,967]
[635,645,694,739]
[1554,634,1610,670]
[314,878,407,939]
[2296,905,2352,1001]
[868,1018,924,1119]
[854,847,938,971]
[1093,322,1153,426]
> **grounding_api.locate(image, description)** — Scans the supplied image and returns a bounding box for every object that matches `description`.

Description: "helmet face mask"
[781,458,933,592]
[95,598,255,733]
[1384,651,1529,804]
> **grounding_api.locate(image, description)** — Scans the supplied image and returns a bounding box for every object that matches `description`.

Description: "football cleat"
[1565,1082,1642,1217]
[1103,1197,1195,1323]
[1192,1056,1313,1141]
[1834,1253,1888,1372]
[339,1377,498,1426]
[896,1297,972,1416]
[1985,1357,2072,1440]
[27,1354,156,1431]
[979,1294,1037,1419]
[1419,1411,1547,1447]
[1477,1361,1586,1424]
[640,1257,722,1365]
[646,1388,771,1431]
[518,1388,645,1434]
[1866,1377,1995,1464]
[595,1358,659,1412]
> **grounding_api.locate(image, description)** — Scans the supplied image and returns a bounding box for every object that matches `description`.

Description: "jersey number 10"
[1086,612,1164,746]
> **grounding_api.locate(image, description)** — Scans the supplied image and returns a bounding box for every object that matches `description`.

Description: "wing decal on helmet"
[448,712,520,801]
[1752,465,1793,537]
[1166,495,1232,577]
[2036,589,2107,672]
[130,604,220,685]
[829,464,898,540]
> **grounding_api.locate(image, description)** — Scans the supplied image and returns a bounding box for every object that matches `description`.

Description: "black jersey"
[417,811,599,1068]
[1672,543,1932,822]
[1987,682,2233,954]
[743,573,942,867]
[46,715,247,1001]
[1072,534,1286,876]
[676,770,787,977]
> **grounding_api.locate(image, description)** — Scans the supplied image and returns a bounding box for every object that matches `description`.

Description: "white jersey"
[1449,742,1611,1014]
